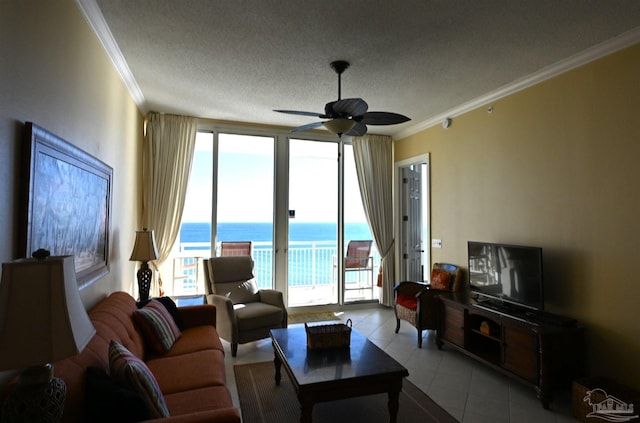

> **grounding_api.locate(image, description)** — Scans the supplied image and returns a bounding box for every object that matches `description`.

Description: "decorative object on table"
[130,229,159,304]
[0,250,96,423]
[21,122,113,289]
[480,321,490,335]
[305,319,352,349]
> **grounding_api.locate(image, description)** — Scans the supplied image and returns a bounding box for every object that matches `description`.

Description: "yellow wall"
[395,44,640,389]
[0,2,142,308]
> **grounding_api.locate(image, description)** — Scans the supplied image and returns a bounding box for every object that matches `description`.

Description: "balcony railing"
[170,241,379,303]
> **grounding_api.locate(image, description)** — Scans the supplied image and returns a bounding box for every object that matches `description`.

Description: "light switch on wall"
[432,239,442,248]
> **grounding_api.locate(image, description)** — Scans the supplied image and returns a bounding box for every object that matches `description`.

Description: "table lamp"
[0,249,96,422]
[129,228,159,303]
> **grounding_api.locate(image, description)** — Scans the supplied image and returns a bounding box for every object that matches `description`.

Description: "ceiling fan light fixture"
[324,118,355,135]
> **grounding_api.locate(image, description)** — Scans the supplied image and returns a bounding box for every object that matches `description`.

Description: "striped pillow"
[108,341,170,418]
[133,299,182,354]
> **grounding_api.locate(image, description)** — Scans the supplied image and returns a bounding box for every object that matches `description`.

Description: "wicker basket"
[305,319,352,349]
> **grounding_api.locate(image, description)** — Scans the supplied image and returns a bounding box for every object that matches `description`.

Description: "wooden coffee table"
[270,326,409,423]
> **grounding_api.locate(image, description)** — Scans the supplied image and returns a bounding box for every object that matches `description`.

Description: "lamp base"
[1,365,66,423]
[137,261,153,304]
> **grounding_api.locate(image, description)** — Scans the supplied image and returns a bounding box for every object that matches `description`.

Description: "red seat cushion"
[396,294,418,310]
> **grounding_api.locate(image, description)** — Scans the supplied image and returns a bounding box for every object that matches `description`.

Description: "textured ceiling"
[84,0,640,137]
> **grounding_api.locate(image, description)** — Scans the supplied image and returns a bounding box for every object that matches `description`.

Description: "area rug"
[287,311,341,324]
[234,361,457,423]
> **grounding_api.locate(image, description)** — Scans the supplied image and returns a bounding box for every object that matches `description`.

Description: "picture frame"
[20,122,113,289]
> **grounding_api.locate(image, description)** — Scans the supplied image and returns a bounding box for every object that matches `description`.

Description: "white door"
[397,156,429,282]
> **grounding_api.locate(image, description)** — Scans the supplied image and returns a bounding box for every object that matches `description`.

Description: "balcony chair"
[203,255,287,356]
[220,241,253,257]
[393,263,463,348]
[344,239,374,288]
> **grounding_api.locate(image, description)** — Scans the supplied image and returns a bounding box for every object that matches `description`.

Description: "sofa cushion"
[146,349,227,395]
[109,340,170,418]
[163,386,234,416]
[84,366,152,422]
[235,302,284,331]
[133,299,182,354]
[162,326,225,358]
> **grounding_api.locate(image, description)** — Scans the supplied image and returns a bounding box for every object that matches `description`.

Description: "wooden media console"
[436,293,584,408]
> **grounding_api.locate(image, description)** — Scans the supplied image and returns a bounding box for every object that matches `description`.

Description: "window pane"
[172,132,214,296]
[288,139,338,306]
[216,133,274,288]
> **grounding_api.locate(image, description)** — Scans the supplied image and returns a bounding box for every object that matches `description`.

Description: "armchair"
[393,263,463,348]
[203,256,287,356]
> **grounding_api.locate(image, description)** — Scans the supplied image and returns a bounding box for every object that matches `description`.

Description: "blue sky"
[182,132,367,224]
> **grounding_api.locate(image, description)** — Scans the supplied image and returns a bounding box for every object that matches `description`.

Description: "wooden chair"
[219,241,252,257]
[393,263,464,347]
[203,255,287,356]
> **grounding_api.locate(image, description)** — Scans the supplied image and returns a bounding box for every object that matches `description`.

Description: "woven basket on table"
[305,319,352,349]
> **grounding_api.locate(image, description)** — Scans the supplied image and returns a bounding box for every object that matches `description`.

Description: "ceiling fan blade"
[346,122,368,137]
[290,121,325,132]
[361,111,411,125]
[274,109,323,118]
[332,98,368,117]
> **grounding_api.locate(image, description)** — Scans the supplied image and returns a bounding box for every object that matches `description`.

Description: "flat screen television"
[468,241,544,311]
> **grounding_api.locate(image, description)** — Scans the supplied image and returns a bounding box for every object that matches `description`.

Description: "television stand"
[437,293,584,408]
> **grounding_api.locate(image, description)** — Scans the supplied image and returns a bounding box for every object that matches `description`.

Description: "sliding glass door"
[171,127,377,306]
[288,139,338,307]
[215,133,274,288]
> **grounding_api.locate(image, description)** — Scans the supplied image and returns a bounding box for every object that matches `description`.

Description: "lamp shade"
[324,118,356,135]
[129,229,159,262]
[0,255,96,370]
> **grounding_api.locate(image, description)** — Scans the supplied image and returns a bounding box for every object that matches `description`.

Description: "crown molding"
[394,27,640,141]
[75,0,146,109]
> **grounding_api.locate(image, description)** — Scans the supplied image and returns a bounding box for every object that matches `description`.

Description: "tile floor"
[222,306,577,422]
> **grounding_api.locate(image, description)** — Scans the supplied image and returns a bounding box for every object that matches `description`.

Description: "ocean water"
[180,222,373,246]
[179,221,375,287]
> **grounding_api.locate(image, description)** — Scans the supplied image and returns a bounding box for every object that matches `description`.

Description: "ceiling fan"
[274,60,410,137]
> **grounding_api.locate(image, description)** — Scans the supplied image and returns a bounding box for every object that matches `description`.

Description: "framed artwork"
[21,122,113,289]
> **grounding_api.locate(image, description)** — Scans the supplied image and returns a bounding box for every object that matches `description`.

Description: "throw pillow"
[430,268,451,291]
[217,278,260,304]
[108,340,170,418]
[155,296,184,330]
[133,299,182,354]
[85,366,152,422]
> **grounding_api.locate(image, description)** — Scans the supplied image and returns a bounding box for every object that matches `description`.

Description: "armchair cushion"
[396,294,418,310]
[235,302,284,331]
[216,279,260,305]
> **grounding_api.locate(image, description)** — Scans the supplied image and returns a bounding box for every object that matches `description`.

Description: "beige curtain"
[352,134,395,306]
[142,112,197,294]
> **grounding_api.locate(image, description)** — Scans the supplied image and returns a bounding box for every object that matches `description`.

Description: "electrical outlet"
[432,239,442,248]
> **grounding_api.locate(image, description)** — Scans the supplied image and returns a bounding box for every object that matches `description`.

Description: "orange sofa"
[54,291,241,422]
